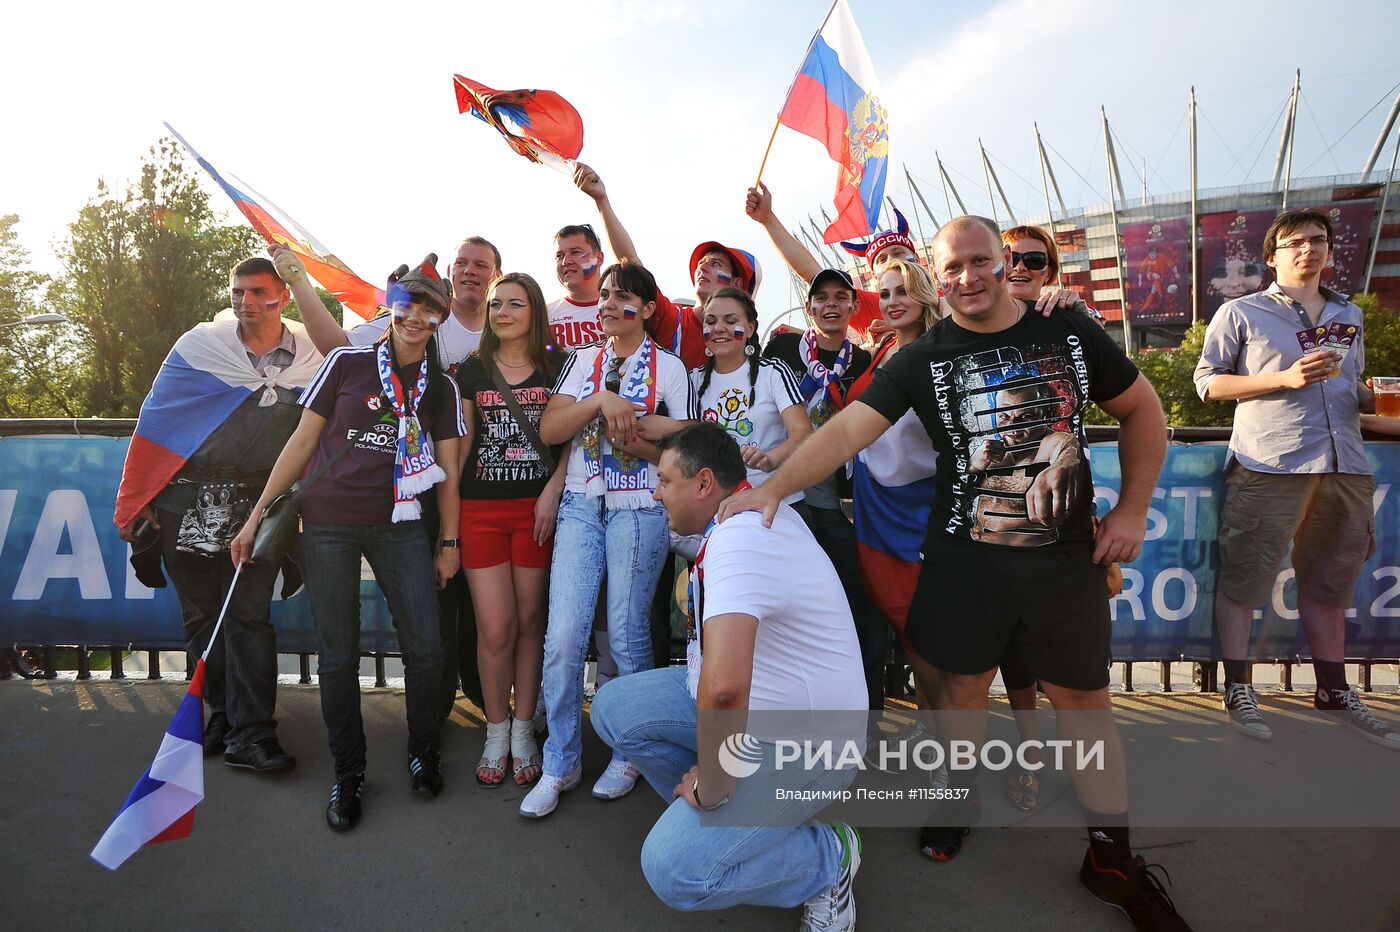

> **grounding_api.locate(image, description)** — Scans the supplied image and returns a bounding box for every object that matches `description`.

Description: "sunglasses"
[1010,251,1049,272]
[605,354,624,394]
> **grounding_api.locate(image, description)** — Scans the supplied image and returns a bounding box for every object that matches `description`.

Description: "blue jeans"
[542,491,668,778]
[300,521,446,778]
[591,667,843,911]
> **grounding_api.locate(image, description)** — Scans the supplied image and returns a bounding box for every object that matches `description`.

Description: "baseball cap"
[689,242,763,297]
[807,268,857,300]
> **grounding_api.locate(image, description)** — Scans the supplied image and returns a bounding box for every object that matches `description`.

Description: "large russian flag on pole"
[165,123,384,321]
[776,0,889,244]
[91,660,208,869]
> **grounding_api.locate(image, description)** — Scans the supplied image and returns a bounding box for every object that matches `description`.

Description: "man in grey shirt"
[1194,207,1398,750]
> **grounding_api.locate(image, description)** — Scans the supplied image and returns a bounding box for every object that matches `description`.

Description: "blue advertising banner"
[1,434,1397,659]
[1090,442,1400,660]
[0,435,398,653]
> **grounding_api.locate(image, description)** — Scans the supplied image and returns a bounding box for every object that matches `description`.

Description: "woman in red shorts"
[455,272,566,787]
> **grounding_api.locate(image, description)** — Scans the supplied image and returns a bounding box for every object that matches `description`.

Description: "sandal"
[476,719,510,787]
[511,716,542,786]
[1005,768,1040,812]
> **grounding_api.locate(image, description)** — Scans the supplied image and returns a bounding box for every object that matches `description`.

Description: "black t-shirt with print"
[857,303,1139,551]
[455,355,562,501]
[763,330,873,504]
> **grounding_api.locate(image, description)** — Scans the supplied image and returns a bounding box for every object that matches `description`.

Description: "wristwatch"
[439,538,460,549]
[692,778,730,811]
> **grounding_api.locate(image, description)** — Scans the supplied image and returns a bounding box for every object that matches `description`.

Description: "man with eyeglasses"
[1194,207,1399,750]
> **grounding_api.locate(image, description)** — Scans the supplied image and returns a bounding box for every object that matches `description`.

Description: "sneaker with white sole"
[1223,682,1272,740]
[800,822,860,931]
[1315,686,1400,750]
[519,766,582,818]
[591,758,640,799]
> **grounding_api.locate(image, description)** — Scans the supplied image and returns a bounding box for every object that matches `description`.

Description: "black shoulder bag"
[250,406,385,565]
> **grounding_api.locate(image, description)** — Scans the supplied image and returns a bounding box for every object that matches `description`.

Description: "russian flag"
[852,412,937,646]
[91,660,208,870]
[164,123,384,321]
[777,0,889,243]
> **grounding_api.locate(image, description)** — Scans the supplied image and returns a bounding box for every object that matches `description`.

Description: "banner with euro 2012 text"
[1,433,1398,660]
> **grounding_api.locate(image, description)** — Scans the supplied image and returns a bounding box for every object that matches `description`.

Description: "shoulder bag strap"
[486,362,557,473]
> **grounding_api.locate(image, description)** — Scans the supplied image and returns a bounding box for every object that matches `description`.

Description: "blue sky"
[2,0,1398,329]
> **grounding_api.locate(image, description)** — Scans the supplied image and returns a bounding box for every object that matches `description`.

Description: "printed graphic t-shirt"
[547,295,604,351]
[857,303,1138,551]
[348,311,481,375]
[762,330,873,509]
[455,355,559,500]
[692,357,805,501]
[299,345,466,525]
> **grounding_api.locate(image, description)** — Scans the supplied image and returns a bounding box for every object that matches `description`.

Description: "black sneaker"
[1222,681,1272,740]
[918,783,980,862]
[203,713,229,757]
[1080,849,1193,931]
[409,748,443,799]
[1315,687,1400,750]
[224,736,296,773]
[327,773,364,832]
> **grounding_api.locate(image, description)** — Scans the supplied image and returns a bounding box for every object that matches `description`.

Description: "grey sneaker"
[800,822,860,931]
[1223,682,1272,740]
[1316,687,1400,750]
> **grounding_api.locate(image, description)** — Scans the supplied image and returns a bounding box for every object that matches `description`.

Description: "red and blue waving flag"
[454,75,584,172]
[165,123,384,321]
[776,0,889,243]
[91,659,209,869]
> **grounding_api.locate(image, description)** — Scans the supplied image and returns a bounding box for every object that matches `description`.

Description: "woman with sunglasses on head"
[455,272,568,789]
[232,257,465,833]
[526,260,697,818]
[692,287,811,496]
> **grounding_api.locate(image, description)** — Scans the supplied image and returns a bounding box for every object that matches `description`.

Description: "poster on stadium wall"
[1123,218,1191,326]
[1309,199,1376,294]
[1198,208,1274,322]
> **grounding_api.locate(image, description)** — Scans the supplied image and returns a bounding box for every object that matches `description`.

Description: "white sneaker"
[1318,686,1400,750]
[519,766,581,818]
[801,822,860,931]
[591,758,640,799]
[1223,682,1272,740]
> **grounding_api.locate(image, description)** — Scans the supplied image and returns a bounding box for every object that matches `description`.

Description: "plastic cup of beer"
[1374,377,1400,417]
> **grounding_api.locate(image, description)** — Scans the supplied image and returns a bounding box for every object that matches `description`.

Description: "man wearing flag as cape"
[115,255,321,773]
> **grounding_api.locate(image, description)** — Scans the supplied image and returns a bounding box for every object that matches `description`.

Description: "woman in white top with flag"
[527,260,696,818]
[691,287,811,500]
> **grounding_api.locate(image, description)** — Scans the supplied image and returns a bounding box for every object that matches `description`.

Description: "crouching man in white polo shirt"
[591,423,867,930]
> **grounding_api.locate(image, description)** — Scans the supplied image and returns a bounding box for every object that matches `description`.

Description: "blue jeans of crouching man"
[591,666,848,912]
[300,520,446,778]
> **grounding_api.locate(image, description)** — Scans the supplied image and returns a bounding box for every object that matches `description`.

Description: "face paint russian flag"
[715,271,733,284]
[580,256,599,279]
[732,326,746,340]
[992,262,1005,282]
[622,304,639,319]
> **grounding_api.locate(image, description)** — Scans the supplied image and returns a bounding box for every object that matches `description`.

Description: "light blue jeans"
[542,491,668,779]
[591,666,843,911]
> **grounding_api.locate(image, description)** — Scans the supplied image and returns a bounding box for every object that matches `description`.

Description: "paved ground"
[3,678,1398,931]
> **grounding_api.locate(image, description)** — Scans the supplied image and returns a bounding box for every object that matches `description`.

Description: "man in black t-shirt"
[724,219,1190,931]
[762,269,886,712]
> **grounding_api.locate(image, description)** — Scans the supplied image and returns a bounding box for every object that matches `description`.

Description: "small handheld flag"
[764,0,889,244]
[164,123,385,321]
[453,75,585,173]
[91,563,243,870]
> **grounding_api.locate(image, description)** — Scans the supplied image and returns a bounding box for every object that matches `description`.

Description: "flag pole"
[756,0,842,186]
[201,562,244,663]
[755,118,784,186]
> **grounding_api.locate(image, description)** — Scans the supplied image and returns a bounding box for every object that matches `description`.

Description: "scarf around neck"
[797,329,854,414]
[576,336,660,509]
[375,341,446,522]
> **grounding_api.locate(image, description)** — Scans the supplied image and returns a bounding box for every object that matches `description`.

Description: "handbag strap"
[486,360,556,472]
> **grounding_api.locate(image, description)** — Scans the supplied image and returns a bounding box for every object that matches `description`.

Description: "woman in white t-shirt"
[691,288,810,501]
[527,261,696,818]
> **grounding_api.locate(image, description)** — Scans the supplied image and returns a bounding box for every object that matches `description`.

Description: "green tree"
[0,214,86,417]
[48,137,261,416]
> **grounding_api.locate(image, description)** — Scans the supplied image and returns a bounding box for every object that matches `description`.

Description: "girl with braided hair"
[692,287,810,497]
